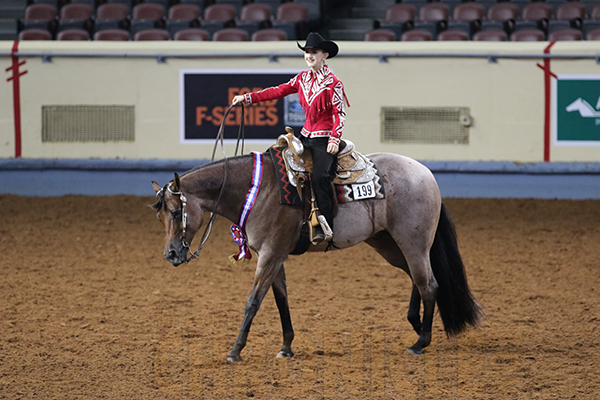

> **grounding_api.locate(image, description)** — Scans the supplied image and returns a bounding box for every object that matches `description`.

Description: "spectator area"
[368,0,600,41]
[1,0,600,41]
[4,0,320,40]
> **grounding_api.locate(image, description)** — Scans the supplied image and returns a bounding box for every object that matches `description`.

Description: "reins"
[180,103,246,263]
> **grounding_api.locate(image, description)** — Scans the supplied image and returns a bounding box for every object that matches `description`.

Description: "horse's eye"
[172,209,182,220]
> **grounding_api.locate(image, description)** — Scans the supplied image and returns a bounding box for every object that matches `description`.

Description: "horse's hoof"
[275,350,294,359]
[407,346,422,356]
[227,355,242,363]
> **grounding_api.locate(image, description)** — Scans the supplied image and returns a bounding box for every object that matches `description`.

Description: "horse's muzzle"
[165,249,185,267]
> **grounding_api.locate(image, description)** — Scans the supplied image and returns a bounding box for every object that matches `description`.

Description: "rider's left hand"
[327,142,339,154]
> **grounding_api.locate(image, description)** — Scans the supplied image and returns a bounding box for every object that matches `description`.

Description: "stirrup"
[312,215,333,244]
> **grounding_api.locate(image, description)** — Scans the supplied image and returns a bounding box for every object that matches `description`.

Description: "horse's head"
[152,173,204,266]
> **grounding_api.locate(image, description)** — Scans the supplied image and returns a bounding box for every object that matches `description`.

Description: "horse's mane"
[152,152,264,211]
[179,153,257,178]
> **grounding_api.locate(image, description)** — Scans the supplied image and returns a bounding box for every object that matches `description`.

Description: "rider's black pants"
[301,136,336,230]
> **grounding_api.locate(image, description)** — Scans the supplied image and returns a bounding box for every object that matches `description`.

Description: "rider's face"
[304,49,328,71]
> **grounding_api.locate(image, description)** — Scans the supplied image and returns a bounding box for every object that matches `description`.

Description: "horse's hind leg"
[272,266,294,358]
[366,231,438,355]
[407,284,422,335]
[407,270,438,355]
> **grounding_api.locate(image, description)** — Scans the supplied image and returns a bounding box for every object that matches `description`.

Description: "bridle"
[160,103,245,264]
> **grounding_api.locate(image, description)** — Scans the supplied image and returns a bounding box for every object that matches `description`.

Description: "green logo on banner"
[554,76,600,145]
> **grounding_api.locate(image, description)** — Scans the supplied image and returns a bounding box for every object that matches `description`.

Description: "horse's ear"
[173,173,181,192]
[152,181,161,193]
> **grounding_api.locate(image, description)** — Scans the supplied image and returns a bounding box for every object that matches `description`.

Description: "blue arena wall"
[1,159,598,199]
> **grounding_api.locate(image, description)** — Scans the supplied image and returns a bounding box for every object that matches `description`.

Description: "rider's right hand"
[232,95,245,105]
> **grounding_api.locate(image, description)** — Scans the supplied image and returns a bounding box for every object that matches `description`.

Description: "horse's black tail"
[430,203,482,336]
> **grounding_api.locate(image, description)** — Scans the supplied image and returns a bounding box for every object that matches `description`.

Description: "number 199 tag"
[351,181,376,200]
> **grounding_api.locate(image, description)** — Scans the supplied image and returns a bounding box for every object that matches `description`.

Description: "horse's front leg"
[227,258,284,363]
[272,265,294,358]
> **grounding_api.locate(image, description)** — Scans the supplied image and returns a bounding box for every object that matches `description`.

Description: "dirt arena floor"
[0,195,598,399]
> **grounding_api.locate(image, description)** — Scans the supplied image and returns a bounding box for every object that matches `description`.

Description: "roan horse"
[151,151,481,361]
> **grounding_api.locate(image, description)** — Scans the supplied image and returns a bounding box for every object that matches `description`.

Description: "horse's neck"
[181,156,253,223]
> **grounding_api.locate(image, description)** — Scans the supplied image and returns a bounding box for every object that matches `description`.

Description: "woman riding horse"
[232,32,349,243]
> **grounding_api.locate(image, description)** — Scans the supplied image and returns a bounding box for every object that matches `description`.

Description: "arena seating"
[173,27,209,40]
[273,2,308,40]
[165,3,201,38]
[94,3,129,33]
[374,0,600,41]
[56,27,90,40]
[237,3,272,37]
[251,27,287,40]
[10,0,600,42]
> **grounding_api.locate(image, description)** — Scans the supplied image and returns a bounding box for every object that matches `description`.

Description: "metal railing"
[1,50,600,64]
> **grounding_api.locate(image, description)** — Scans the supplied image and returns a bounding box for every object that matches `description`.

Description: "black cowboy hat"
[297,32,339,59]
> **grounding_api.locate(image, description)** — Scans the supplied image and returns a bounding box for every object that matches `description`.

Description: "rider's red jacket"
[243,66,348,145]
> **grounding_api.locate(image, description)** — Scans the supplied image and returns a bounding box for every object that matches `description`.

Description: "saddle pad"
[269,145,385,206]
[269,145,303,206]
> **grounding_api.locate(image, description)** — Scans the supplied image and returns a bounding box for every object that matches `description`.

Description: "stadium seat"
[510,28,545,41]
[21,3,57,33]
[18,28,52,40]
[437,29,469,40]
[251,28,287,41]
[364,28,396,41]
[212,27,248,41]
[447,2,484,38]
[238,3,272,37]
[58,3,93,33]
[548,28,582,41]
[473,29,507,41]
[591,3,600,19]
[413,2,449,39]
[273,2,307,40]
[521,2,553,21]
[93,28,130,41]
[94,3,129,32]
[173,28,209,40]
[513,2,553,35]
[556,2,587,21]
[166,4,201,38]
[582,19,600,38]
[401,29,433,41]
[204,4,236,20]
[131,3,166,36]
[546,2,587,34]
[202,4,236,38]
[134,28,170,40]
[379,4,416,39]
[57,28,90,40]
[586,28,600,40]
[480,3,518,35]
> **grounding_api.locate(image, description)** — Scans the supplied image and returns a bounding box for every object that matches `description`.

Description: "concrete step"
[0,18,17,39]
[0,0,27,19]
